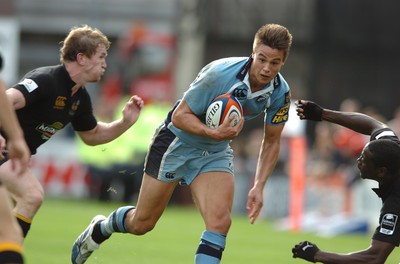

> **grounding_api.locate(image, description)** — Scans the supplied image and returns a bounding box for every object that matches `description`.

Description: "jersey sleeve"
[71,90,97,131]
[183,61,228,116]
[264,82,291,125]
[372,196,400,246]
[13,72,50,106]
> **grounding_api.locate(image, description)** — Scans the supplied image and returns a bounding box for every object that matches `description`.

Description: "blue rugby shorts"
[144,123,234,185]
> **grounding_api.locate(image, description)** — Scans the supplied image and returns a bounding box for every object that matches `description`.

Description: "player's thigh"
[134,173,178,223]
[190,171,234,232]
[0,160,42,199]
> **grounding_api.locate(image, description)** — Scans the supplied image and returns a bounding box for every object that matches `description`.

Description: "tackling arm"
[296,100,387,135]
[77,95,143,146]
[315,239,394,264]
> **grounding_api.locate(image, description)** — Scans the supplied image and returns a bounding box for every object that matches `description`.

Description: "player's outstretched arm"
[295,99,387,135]
[77,95,144,146]
[292,239,394,264]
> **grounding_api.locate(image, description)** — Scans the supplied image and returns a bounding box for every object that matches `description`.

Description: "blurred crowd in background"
[1,0,400,235]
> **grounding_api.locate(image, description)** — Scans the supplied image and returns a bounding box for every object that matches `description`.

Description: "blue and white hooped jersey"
[168,56,291,151]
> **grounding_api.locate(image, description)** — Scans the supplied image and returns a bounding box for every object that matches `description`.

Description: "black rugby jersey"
[10,64,97,154]
[370,128,400,246]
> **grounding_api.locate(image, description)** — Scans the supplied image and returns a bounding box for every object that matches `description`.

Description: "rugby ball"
[206,94,243,128]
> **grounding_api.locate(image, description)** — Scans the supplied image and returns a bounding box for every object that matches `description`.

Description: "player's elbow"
[77,127,101,146]
[171,110,184,129]
[83,140,97,146]
[77,134,98,146]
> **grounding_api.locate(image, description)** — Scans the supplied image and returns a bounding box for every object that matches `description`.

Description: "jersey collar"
[61,64,78,89]
[373,178,400,200]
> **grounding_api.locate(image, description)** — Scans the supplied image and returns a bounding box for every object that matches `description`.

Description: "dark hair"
[368,139,400,173]
[0,52,3,71]
[59,25,110,63]
[253,24,293,62]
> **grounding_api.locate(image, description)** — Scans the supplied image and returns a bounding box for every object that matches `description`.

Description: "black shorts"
[144,124,176,178]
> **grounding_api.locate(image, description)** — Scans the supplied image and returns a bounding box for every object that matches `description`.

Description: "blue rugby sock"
[100,206,135,237]
[195,230,226,264]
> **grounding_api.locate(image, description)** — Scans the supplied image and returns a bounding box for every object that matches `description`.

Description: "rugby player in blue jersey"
[72,23,293,264]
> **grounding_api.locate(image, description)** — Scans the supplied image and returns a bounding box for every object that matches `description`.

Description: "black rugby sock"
[92,223,110,244]
[0,242,24,264]
[15,214,31,237]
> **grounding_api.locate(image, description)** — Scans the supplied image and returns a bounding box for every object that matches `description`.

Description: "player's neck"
[64,62,85,94]
[71,85,81,96]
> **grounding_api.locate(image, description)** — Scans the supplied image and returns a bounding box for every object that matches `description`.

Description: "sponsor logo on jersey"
[380,213,398,235]
[36,122,63,140]
[271,104,289,124]
[71,100,81,112]
[232,87,248,100]
[19,78,38,92]
[70,100,80,114]
[165,172,176,179]
[54,96,67,109]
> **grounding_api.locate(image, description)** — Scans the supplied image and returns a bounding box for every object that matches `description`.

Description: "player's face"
[249,44,285,90]
[357,143,378,180]
[84,44,108,82]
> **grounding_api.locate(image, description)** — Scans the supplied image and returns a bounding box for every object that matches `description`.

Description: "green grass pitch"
[24,199,399,263]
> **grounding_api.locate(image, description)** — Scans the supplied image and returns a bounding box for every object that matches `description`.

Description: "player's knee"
[23,185,45,210]
[207,214,232,234]
[218,215,232,233]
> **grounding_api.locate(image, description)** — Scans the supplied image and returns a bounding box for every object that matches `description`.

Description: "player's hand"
[295,100,323,121]
[0,134,6,160]
[292,241,319,263]
[246,186,263,224]
[216,115,244,140]
[7,139,31,175]
[121,95,144,125]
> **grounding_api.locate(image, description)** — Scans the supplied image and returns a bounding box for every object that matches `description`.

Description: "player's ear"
[76,53,86,65]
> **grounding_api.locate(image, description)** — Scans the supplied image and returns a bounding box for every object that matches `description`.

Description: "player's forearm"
[172,109,226,141]
[322,109,386,135]
[314,250,385,264]
[0,86,24,140]
[79,119,132,146]
[253,140,280,188]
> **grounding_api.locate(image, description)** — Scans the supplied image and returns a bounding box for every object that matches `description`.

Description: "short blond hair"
[59,25,111,63]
